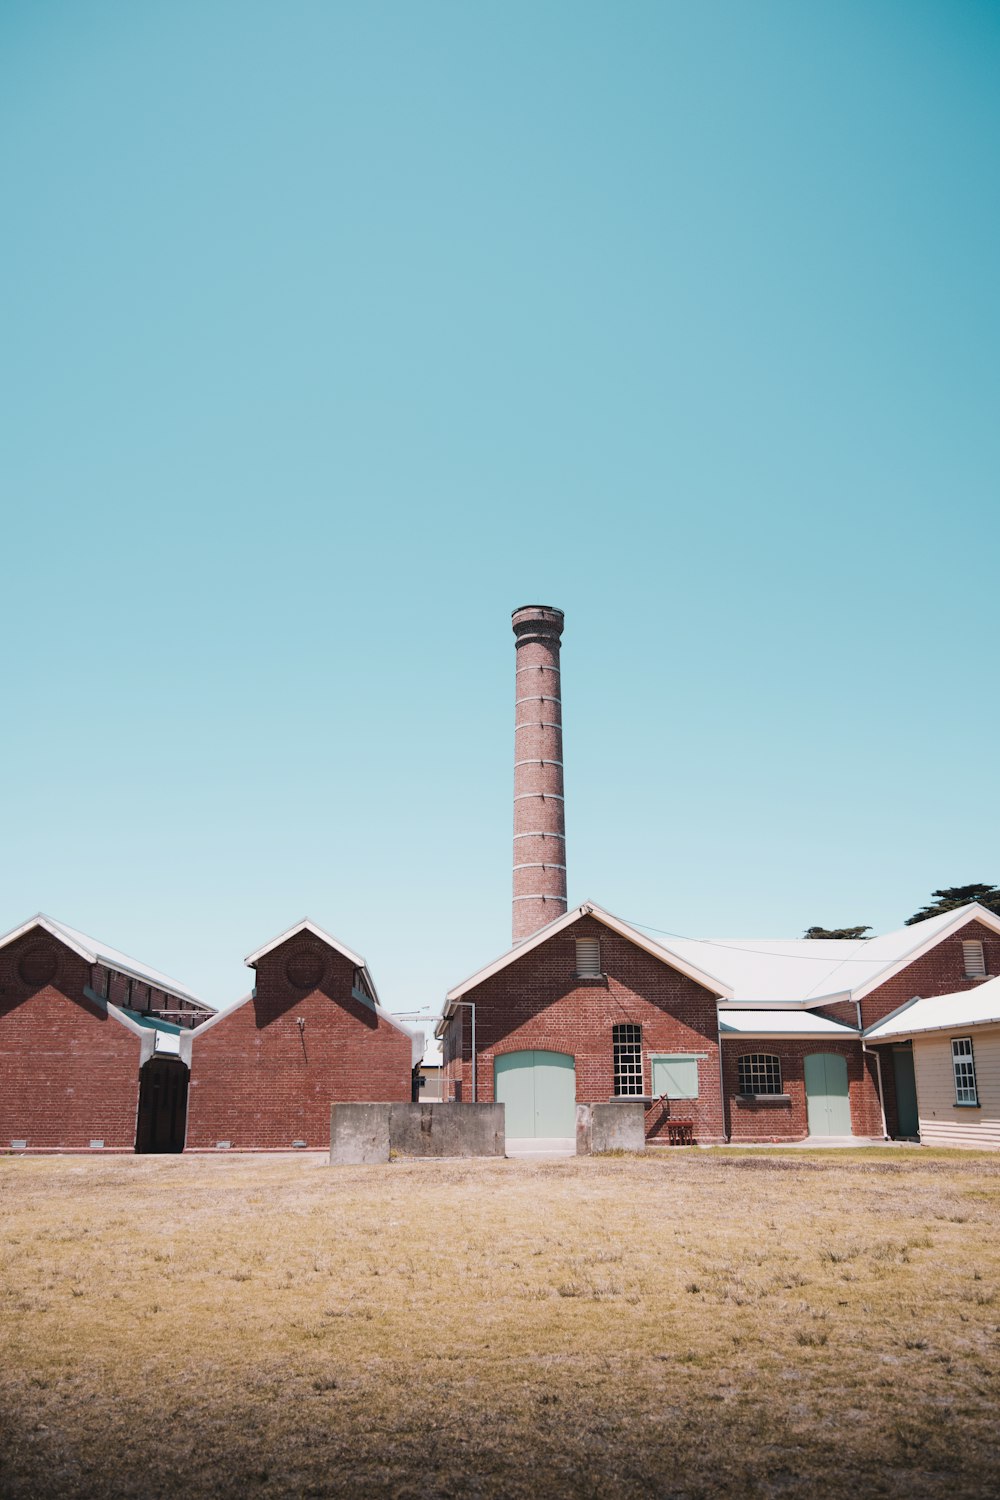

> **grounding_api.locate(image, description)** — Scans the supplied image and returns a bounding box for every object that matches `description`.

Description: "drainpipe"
[857,998,888,1140]
[449,1001,477,1102]
[716,1004,729,1143]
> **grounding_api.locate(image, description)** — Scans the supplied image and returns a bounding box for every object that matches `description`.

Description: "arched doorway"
[494,1050,576,1139]
[136,1058,189,1153]
[804,1052,852,1136]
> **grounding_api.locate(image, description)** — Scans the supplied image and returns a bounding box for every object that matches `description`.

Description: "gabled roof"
[667,904,1000,1007]
[864,976,1000,1042]
[245,919,366,973]
[719,1010,858,1038]
[195,921,424,1066]
[439,901,733,1029]
[0,913,210,1010]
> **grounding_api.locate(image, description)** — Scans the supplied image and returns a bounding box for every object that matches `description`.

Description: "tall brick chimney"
[512,605,567,943]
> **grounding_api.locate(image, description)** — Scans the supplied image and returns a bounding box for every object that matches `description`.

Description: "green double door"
[804,1053,852,1137]
[494,1051,576,1138]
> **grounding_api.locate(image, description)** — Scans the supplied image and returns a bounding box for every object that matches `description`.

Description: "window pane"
[738,1054,783,1095]
[613,1023,643,1095]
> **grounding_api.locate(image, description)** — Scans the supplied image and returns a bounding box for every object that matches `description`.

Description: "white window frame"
[612,1023,644,1097]
[962,939,986,978]
[951,1037,979,1106]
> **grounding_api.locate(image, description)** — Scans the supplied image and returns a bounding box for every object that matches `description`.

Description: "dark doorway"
[892,1046,919,1138]
[136,1058,189,1153]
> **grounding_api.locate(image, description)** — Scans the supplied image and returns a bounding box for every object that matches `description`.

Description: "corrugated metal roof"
[720,1010,858,1037]
[667,906,992,1005]
[865,977,1000,1041]
[0,914,210,1010]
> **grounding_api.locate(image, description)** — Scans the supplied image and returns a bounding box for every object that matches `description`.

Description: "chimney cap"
[511,604,565,638]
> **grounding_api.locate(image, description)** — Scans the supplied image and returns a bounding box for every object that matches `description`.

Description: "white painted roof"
[0,913,211,1010]
[864,977,1000,1041]
[245,918,366,972]
[438,901,733,1030]
[663,905,1000,1006]
[719,1010,858,1037]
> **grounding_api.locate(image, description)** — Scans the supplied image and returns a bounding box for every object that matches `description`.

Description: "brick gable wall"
[443,915,725,1142]
[186,937,413,1150]
[860,919,1000,1028]
[0,933,142,1151]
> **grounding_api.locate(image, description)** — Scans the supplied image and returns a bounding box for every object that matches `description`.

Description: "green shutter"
[651,1055,700,1100]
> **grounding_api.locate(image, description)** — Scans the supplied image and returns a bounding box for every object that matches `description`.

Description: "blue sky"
[2,1,998,1019]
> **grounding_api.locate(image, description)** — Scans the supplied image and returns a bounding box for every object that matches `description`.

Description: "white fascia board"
[0,914,211,1010]
[0,914,96,964]
[443,901,734,1013]
[190,993,255,1038]
[717,993,853,1010]
[851,905,1000,1003]
[719,1026,859,1040]
[244,918,366,971]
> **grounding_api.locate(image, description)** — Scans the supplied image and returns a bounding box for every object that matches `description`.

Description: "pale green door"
[804,1052,852,1136]
[494,1051,576,1137]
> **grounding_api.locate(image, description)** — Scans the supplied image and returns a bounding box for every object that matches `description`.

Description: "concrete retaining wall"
[329,1102,391,1164]
[577,1101,646,1154]
[329,1102,505,1163]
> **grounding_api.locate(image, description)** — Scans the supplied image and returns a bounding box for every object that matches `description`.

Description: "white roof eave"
[443,901,734,1014]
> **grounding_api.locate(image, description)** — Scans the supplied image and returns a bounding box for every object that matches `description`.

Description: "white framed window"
[613,1023,644,1096]
[575,937,601,977]
[738,1053,783,1096]
[951,1037,979,1105]
[962,940,986,978]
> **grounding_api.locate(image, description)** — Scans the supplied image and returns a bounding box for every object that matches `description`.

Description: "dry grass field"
[1,1149,999,1500]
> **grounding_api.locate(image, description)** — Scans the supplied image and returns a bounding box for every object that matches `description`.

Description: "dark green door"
[892,1048,919,1137]
[804,1052,852,1136]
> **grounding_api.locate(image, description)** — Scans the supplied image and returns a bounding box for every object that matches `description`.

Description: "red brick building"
[439,900,1000,1148]
[436,604,1000,1150]
[186,920,421,1152]
[0,914,212,1154]
[439,902,733,1145]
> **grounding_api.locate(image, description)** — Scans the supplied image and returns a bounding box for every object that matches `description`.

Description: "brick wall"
[721,1039,883,1142]
[186,935,413,1150]
[443,915,726,1142]
[0,933,142,1151]
[860,919,1000,1028]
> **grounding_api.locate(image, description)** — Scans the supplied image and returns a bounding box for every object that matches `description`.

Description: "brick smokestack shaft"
[512,605,567,943]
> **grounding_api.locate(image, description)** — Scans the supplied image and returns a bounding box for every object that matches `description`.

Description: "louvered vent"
[575,937,601,976]
[962,939,986,977]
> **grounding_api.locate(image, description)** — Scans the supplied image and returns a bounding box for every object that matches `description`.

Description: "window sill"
[573,972,608,984]
[735,1093,791,1104]
[953,1101,981,1109]
[611,1095,651,1104]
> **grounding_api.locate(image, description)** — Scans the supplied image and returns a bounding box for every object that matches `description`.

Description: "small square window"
[738,1054,783,1096]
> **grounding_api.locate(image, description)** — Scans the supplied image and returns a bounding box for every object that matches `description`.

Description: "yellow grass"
[1,1149,999,1498]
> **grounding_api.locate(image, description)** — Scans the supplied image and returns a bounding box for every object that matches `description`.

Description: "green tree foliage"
[803,925,872,941]
[904,885,1000,926]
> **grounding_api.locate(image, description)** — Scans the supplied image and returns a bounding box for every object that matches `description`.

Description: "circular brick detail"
[285,947,326,991]
[18,944,58,988]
